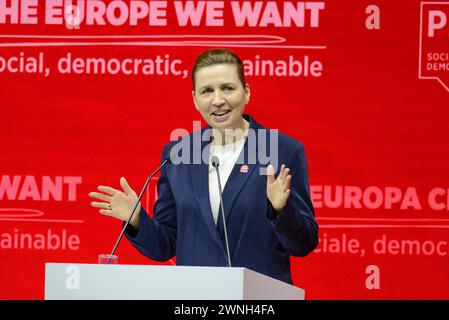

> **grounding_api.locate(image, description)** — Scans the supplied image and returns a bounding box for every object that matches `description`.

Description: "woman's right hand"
[88,177,141,229]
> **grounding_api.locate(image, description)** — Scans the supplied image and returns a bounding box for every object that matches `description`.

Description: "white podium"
[45,263,305,300]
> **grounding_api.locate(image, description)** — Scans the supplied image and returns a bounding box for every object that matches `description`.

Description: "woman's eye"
[201,88,213,94]
[223,86,234,91]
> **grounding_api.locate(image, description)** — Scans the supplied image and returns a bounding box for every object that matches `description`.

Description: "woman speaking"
[89,48,318,285]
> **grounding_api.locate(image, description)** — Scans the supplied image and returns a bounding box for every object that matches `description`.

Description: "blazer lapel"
[216,116,260,238]
[190,115,266,254]
[189,128,225,251]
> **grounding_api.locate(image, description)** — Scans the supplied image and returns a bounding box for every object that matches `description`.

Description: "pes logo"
[419,2,449,92]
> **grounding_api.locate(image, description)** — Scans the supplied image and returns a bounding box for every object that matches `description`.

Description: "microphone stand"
[107,159,169,264]
[212,156,232,267]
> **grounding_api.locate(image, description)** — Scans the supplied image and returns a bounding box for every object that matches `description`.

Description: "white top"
[208,137,246,226]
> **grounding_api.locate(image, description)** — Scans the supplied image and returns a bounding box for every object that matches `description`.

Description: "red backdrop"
[1,0,448,299]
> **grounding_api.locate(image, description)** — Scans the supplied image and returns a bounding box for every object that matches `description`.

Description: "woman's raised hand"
[266,164,292,213]
[89,177,141,228]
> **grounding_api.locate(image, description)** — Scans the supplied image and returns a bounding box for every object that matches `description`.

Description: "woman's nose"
[212,91,225,106]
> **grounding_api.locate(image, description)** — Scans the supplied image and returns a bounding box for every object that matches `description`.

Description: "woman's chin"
[212,121,230,129]
[210,117,232,129]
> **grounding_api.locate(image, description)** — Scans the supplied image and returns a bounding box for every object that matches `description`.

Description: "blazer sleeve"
[267,142,319,257]
[124,144,177,261]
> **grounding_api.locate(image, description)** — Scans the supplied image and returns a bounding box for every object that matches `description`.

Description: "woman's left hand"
[266,164,292,213]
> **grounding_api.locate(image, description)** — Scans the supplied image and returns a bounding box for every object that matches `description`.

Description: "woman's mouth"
[211,110,231,122]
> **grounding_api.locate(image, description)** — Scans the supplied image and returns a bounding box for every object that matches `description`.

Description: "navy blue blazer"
[125,114,318,284]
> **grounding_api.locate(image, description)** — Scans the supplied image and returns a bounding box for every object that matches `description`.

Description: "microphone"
[211,156,232,267]
[107,157,171,264]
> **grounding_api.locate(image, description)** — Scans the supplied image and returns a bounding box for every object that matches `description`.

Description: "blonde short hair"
[192,48,246,91]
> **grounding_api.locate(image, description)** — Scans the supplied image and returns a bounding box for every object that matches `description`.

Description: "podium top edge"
[45,262,248,271]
